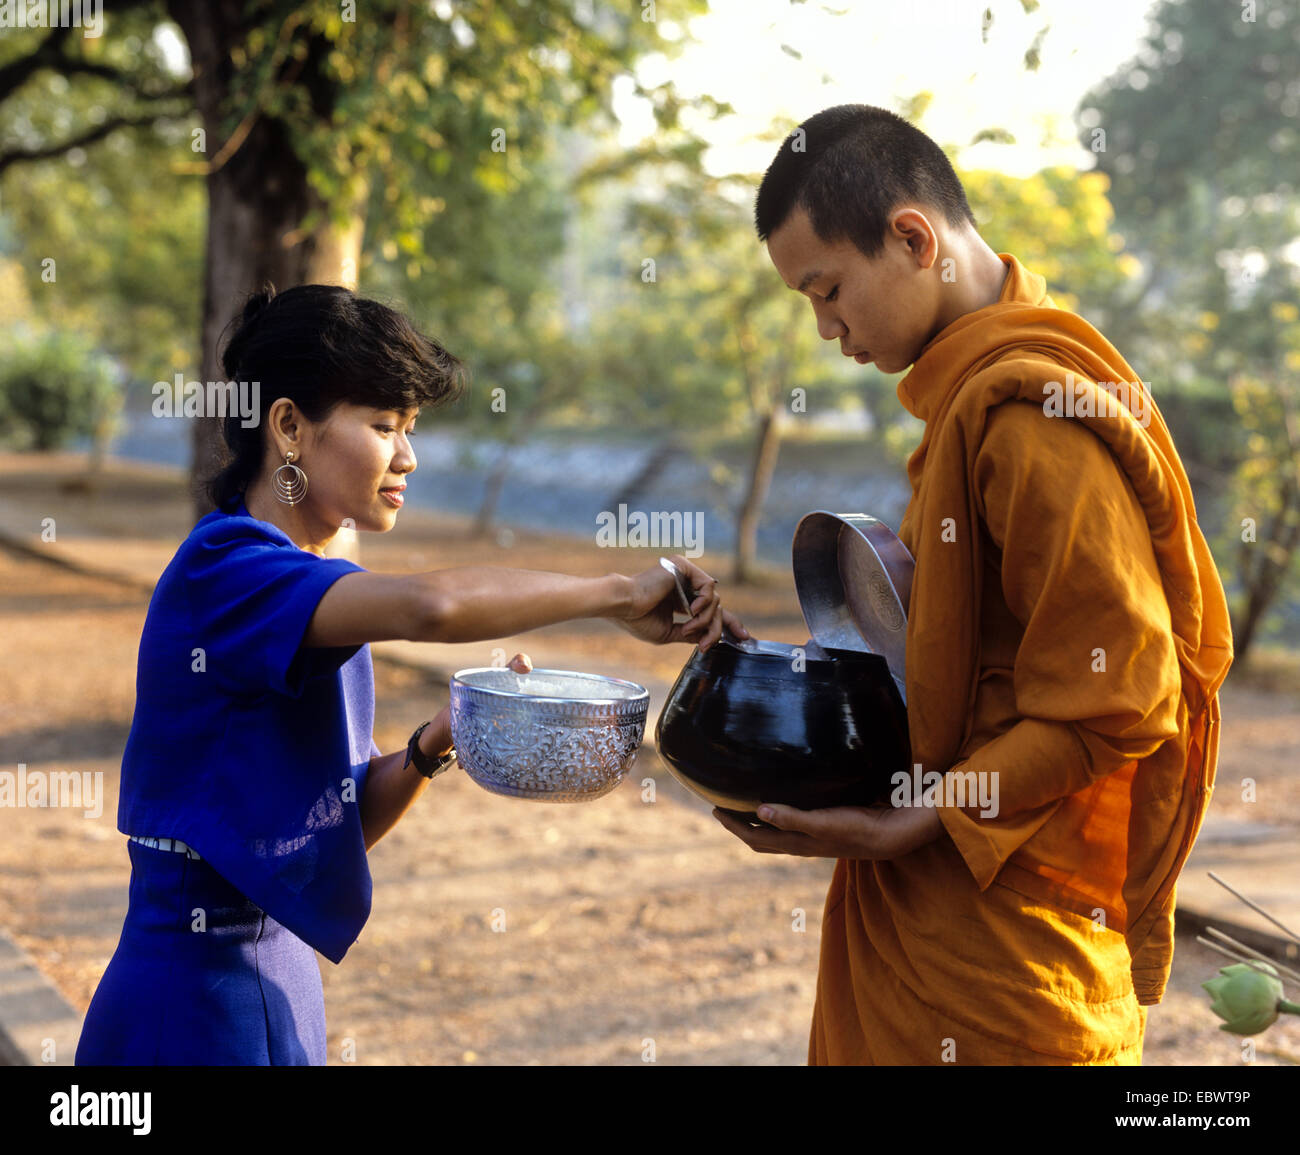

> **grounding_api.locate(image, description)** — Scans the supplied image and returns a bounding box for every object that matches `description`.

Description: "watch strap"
[404,721,456,779]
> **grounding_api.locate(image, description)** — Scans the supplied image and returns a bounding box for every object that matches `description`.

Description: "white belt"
[129,835,202,860]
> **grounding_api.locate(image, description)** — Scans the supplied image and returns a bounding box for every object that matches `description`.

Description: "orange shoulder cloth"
[894,253,1234,997]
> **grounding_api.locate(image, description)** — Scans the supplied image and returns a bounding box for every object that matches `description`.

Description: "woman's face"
[292,401,418,533]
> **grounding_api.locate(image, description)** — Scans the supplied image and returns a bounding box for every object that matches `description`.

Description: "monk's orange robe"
[809,253,1234,1065]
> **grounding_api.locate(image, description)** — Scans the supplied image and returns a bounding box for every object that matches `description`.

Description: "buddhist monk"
[713,104,1234,1065]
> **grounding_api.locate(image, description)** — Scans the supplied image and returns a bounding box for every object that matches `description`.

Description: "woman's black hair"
[204,284,467,511]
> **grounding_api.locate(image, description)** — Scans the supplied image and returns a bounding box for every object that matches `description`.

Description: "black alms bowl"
[654,637,910,823]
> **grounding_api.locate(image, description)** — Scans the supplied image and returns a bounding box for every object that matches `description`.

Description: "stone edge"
[0,928,81,1066]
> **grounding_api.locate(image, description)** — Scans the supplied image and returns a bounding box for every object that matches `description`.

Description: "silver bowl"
[449,667,650,802]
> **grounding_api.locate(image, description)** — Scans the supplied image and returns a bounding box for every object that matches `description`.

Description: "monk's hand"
[616,555,750,653]
[713,801,944,860]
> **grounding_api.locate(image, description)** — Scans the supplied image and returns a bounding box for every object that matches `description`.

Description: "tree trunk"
[1232,484,1300,663]
[731,299,800,585]
[170,1,366,563]
[474,439,514,538]
[472,404,547,538]
[733,407,782,584]
[1230,378,1300,664]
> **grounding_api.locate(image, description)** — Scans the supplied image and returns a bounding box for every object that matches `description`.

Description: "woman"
[75,284,746,1065]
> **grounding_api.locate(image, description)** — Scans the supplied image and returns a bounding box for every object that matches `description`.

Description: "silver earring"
[273,450,309,505]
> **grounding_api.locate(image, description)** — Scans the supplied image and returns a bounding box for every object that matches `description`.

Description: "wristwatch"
[404,721,457,780]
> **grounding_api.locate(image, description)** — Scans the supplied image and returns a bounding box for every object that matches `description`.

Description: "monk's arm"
[936,401,1182,887]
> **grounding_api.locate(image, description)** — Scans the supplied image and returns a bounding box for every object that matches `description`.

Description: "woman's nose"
[395,436,417,472]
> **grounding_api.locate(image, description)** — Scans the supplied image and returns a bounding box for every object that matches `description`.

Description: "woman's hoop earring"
[273,451,309,506]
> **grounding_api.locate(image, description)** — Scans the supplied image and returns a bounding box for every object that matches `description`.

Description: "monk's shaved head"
[755,104,977,259]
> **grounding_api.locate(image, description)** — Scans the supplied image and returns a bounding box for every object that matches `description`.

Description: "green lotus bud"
[1202,962,1285,1036]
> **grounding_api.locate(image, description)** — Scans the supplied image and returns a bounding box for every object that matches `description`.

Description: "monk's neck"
[930,238,1011,336]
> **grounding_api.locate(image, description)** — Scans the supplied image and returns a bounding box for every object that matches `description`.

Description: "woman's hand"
[712,800,945,860]
[613,555,749,651]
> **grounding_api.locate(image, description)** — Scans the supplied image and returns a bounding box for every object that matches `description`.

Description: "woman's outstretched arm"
[302,554,745,652]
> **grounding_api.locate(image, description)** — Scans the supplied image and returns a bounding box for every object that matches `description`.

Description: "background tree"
[0,2,199,429]
[1078,0,1300,660]
[595,158,833,583]
[0,0,707,523]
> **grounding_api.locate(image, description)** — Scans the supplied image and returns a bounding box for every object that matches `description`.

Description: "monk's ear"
[889,207,940,270]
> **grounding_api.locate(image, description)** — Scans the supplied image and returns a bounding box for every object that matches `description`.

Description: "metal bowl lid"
[791,512,913,701]
[452,667,649,705]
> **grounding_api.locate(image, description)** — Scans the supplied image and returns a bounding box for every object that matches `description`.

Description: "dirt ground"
[0,456,1297,1065]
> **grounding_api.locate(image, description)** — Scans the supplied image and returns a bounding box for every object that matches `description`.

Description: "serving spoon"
[658,556,829,655]
[657,556,754,648]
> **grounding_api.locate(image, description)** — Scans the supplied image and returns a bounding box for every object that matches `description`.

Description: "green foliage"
[0,124,204,375]
[961,166,1135,320]
[1228,372,1300,551]
[226,0,706,276]
[0,328,121,450]
[0,6,203,378]
[364,127,575,431]
[611,175,836,437]
[1077,0,1299,384]
[1080,0,1297,219]
[1079,0,1300,650]
[0,3,183,142]
[261,1,708,439]
[0,0,707,425]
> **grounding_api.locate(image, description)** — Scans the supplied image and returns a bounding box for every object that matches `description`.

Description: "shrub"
[0,329,121,451]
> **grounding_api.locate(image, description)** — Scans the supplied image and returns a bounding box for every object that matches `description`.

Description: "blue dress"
[76,494,379,1066]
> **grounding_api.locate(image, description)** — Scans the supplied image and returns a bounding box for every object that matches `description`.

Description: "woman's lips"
[379,487,405,508]
[854,351,872,364]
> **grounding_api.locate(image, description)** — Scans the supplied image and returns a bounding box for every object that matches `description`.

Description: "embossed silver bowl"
[449,667,650,802]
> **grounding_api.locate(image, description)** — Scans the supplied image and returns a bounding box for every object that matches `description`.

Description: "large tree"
[0,0,704,524]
